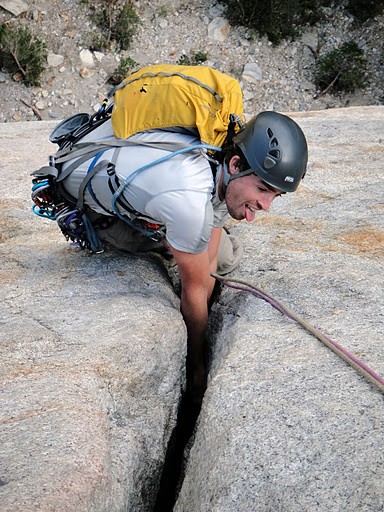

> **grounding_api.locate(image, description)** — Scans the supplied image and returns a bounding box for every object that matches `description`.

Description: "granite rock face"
[0,122,186,511]
[1,107,383,511]
[175,107,384,512]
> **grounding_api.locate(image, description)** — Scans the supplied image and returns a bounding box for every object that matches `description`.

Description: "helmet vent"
[269,149,280,159]
[267,128,274,138]
[264,155,277,169]
[270,137,279,148]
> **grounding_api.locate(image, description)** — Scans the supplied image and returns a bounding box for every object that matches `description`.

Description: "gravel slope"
[0,0,383,123]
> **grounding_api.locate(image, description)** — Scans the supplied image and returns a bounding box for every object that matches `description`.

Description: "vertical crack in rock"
[153,283,223,511]
[154,392,201,511]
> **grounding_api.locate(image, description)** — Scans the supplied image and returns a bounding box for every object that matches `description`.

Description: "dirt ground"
[0,0,383,124]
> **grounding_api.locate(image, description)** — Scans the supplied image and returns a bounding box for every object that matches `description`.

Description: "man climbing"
[32,65,308,404]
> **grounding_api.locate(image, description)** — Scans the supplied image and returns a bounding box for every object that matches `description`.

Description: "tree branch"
[314,70,342,98]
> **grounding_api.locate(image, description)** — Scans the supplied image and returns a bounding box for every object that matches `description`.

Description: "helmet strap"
[221,161,254,197]
[221,161,231,197]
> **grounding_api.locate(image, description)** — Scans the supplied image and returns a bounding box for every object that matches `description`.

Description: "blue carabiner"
[31,204,56,220]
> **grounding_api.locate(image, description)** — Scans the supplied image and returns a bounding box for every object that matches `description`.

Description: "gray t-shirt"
[62,120,229,253]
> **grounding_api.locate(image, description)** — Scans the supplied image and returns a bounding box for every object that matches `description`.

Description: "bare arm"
[208,226,223,265]
[169,227,223,402]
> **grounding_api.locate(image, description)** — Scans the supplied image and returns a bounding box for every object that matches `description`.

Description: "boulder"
[47,52,65,68]
[0,0,28,17]
[0,122,186,511]
[242,62,263,83]
[175,107,384,511]
[207,17,230,42]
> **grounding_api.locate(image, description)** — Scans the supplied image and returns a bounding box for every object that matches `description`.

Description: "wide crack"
[153,393,201,511]
[153,280,223,511]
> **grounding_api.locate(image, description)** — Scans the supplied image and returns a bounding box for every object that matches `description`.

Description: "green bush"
[0,24,47,86]
[90,0,140,51]
[315,41,367,94]
[113,3,140,49]
[108,56,138,85]
[346,0,384,23]
[176,51,208,66]
[158,5,168,17]
[221,0,332,44]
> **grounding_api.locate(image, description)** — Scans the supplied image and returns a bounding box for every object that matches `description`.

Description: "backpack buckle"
[106,162,116,176]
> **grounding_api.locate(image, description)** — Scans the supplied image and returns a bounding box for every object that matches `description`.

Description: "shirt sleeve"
[213,202,230,227]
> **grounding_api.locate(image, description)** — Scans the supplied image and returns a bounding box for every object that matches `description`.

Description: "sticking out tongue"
[245,205,256,222]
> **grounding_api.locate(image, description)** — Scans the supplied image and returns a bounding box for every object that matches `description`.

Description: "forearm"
[207,226,221,305]
[180,286,209,368]
[168,244,218,401]
[207,255,218,305]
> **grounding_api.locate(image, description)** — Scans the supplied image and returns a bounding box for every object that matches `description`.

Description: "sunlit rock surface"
[0,121,186,511]
[175,107,384,512]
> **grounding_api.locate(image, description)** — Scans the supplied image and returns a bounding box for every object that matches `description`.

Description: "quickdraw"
[31,179,57,220]
[31,176,101,252]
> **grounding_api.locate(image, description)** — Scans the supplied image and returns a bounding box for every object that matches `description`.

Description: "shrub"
[108,56,138,85]
[346,0,384,23]
[159,5,168,17]
[0,24,47,86]
[176,51,208,66]
[314,41,367,94]
[113,3,140,50]
[90,0,140,51]
[220,0,332,44]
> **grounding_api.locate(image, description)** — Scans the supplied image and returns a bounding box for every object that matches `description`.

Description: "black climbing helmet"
[227,111,308,193]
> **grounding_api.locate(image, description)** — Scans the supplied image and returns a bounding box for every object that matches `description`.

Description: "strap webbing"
[77,158,109,210]
[55,140,195,182]
[81,212,103,253]
[56,149,107,181]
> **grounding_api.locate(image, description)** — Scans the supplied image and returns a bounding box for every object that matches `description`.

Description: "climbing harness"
[31,104,113,252]
[211,273,384,395]
[31,171,103,252]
